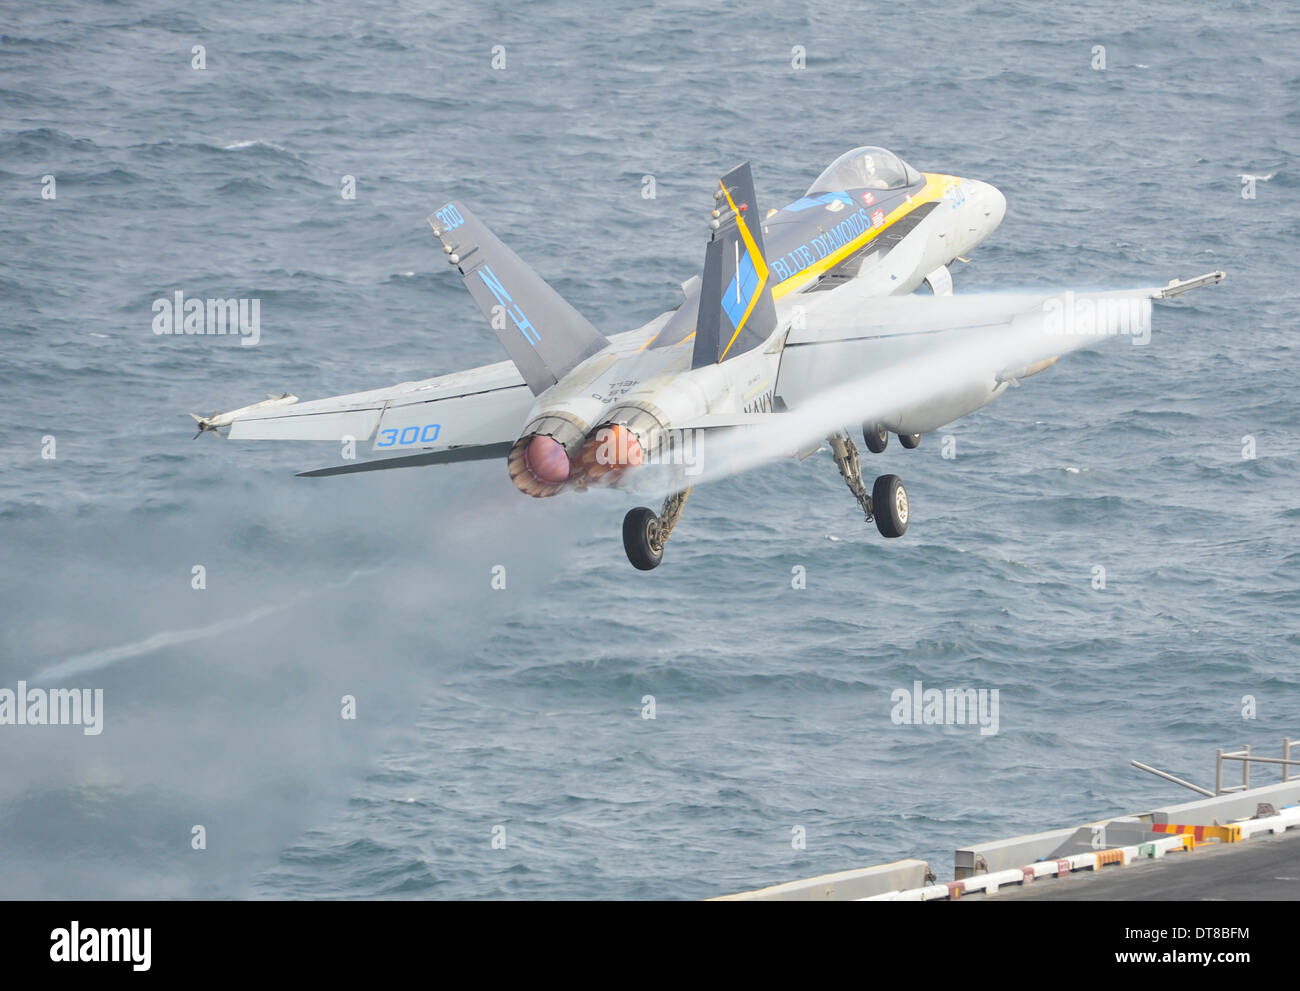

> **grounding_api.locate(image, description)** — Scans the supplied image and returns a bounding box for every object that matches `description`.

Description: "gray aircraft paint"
[205,148,1217,492]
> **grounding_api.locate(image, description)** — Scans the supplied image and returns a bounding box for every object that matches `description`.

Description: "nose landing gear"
[863,424,889,453]
[864,423,922,452]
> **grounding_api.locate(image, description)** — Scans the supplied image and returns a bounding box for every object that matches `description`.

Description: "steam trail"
[30,567,381,681]
[626,287,1157,497]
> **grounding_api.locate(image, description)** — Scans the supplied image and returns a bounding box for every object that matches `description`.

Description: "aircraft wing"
[775,273,1223,411]
[194,357,534,475]
[627,272,1223,495]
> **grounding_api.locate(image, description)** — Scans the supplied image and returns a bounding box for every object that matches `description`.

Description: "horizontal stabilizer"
[297,443,512,477]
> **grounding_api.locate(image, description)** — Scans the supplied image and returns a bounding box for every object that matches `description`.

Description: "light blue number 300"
[376,424,440,448]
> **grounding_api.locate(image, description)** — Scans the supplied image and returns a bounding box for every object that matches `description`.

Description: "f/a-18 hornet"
[194,146,1223,569]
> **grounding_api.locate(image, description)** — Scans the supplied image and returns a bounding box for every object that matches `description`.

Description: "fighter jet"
[194,146,1223,569]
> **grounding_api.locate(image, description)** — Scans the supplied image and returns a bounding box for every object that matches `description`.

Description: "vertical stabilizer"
[691,162,779,368]
[429,201,610,395]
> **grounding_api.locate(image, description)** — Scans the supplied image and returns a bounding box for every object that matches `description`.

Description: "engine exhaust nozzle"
[576,424,643,483]
[508,434,571,497]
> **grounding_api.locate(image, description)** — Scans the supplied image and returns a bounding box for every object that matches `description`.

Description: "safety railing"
[1132,737,1296,798]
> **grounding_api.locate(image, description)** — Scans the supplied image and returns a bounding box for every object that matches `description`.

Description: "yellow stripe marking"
[639,173,962,351]
[717,181,770,362]
[770,173,958,299]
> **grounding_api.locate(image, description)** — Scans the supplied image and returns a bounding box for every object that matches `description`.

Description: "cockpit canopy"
[806,146,921,194]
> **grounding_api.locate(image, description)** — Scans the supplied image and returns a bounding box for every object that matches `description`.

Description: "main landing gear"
[623,487,692,571]
[863,423,922,452]
[830,432,909,538]
[619,426,921,567]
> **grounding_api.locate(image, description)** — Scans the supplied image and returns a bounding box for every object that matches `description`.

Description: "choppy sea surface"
[1,0,1297,899]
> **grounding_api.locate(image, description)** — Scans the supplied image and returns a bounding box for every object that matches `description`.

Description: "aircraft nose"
[981,182,1006,229]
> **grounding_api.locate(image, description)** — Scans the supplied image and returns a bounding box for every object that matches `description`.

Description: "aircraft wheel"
[899,433,921,449]
[623,507,664,570]
[863,424,889,454]
[872,474,909,538]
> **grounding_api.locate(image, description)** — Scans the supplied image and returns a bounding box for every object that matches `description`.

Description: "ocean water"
[1,0,1297,899]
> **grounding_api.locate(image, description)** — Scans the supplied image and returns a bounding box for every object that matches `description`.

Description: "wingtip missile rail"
[190,393,299,438]
[1153,270,1226,300]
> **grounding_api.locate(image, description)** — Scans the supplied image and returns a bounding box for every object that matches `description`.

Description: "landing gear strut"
[623,487,692,570]
[828,432,908,538]
[829,433,874,520]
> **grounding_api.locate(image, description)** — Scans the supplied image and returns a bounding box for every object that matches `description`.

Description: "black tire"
[622,507,663,570]
[872,474,909,538]
[863,424,889,454]
[899,432,921,449]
